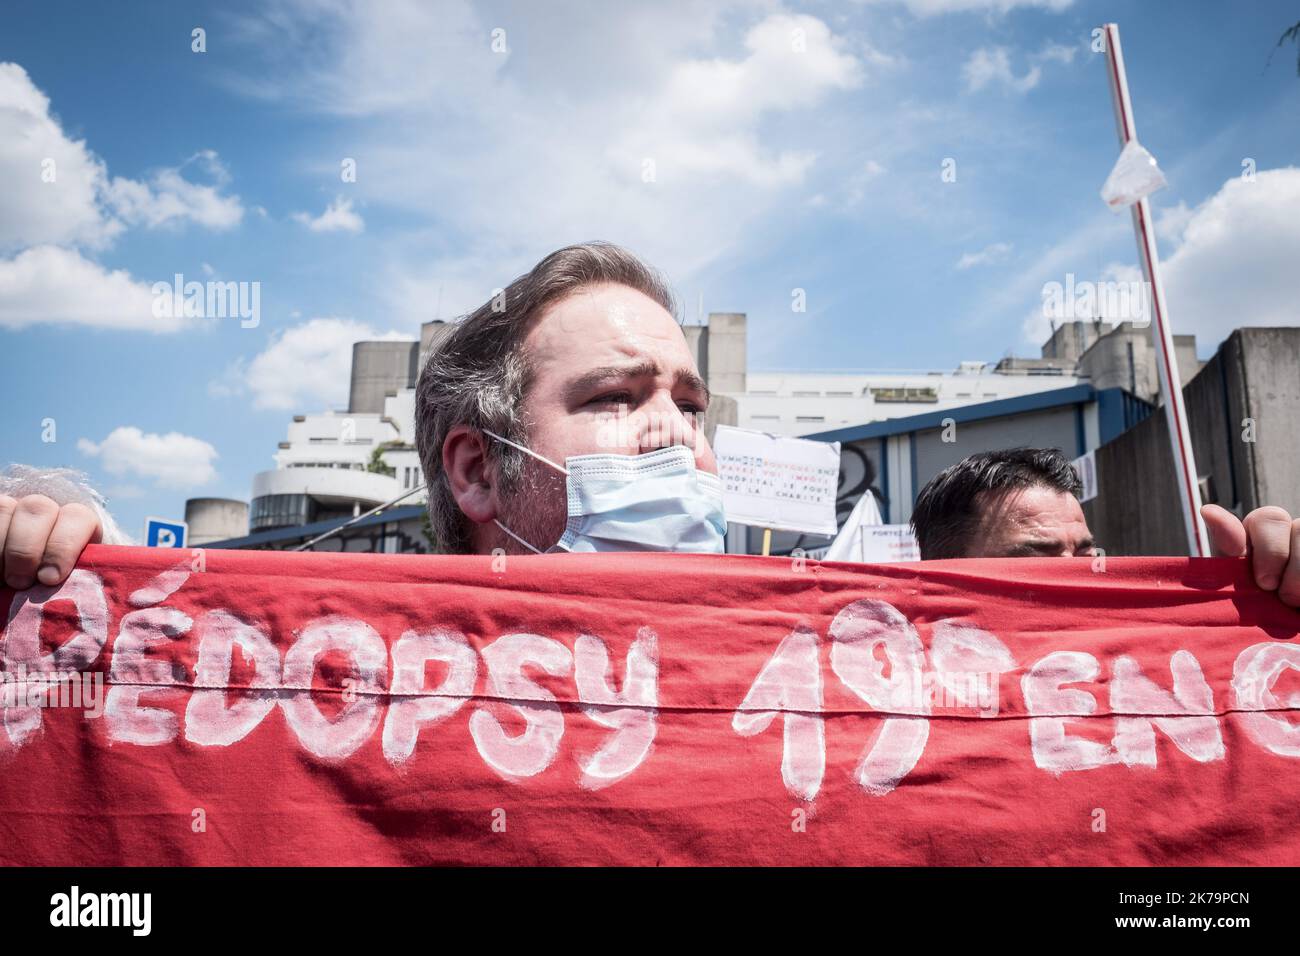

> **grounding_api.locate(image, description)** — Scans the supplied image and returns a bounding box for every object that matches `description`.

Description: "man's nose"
[634,392,701,455]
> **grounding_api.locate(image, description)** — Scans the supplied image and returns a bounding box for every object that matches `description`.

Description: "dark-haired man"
[910,447,1300,606]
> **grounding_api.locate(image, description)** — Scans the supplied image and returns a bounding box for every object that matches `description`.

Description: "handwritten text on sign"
[712,425,841,535]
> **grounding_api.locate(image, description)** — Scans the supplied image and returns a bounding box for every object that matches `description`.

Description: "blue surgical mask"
[483,429,727,555]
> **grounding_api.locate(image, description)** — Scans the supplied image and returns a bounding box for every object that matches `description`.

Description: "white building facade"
[248,352,427,534]
[733,365,1080,437]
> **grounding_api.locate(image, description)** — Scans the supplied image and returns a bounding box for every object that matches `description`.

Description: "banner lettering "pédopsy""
[1,545,1297,865]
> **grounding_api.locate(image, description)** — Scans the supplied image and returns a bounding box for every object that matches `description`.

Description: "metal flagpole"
[1102,22,1209,556]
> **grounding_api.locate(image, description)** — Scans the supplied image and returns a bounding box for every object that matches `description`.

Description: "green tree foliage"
[366,444,396,477]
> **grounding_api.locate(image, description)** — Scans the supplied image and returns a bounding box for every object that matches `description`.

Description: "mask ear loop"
[482,428,567,555]
[481,428,568,475]
[493,519,543,554]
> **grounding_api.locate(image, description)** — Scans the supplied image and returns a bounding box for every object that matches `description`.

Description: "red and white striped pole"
[1102,22,1209,556]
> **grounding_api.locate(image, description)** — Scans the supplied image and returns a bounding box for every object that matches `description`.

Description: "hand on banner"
[0,494,103,590]
[1203,503,1300,608]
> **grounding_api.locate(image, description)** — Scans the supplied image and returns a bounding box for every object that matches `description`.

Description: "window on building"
[795,415,825,423]
[250,493,314,531]
[870,386,939,403]
[792,390,820,397]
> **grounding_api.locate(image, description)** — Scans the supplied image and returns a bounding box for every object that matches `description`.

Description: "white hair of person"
[0,464,133,545]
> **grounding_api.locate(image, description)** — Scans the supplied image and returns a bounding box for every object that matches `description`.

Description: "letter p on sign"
[145,517,189,549]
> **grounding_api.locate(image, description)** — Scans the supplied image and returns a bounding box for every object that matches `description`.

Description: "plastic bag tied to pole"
[1100,139,1168,209]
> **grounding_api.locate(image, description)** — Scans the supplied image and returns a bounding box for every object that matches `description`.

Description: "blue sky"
[2,0,1298,538]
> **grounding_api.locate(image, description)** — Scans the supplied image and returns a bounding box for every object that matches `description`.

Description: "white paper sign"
[856,524,920,563]
[806,524,918,563]
[712,425,840,535]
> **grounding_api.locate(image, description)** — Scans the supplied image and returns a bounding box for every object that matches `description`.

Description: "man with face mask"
[413,241,725,557]
[1,243,1298,606]
[0,242,727,576]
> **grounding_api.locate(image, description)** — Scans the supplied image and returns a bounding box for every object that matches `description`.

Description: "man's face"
[963,484,1095,558]
[493,282,716,551]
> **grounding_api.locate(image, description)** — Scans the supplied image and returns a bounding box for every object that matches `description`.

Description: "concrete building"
[1083,327,1300,555]
[747,384,1153,556]
[756,326,1295,559]
[687,311,1085,436]
[1041,319,1113,364]
[206,327,431,548]
[1063,319,1202,403]
[686,313,1205,437]
[348,341,419,415]
[184,498,249,545]
[201,304,1280,559]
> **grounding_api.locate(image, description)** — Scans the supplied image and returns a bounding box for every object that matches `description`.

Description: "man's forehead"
[525,283,702,392]
[981,485,1084,524]
[525,284,686,363]
[978,485,1092,548]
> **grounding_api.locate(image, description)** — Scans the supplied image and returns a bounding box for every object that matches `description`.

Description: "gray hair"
[0,464,134,545]
[415,241,677,554]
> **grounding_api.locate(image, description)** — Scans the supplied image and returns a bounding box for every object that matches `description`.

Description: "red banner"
[1,544,1298,865]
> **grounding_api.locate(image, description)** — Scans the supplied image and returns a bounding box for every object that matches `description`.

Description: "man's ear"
[442,426,497,525]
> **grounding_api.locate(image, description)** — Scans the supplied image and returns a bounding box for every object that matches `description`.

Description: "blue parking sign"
[144,517,188,548]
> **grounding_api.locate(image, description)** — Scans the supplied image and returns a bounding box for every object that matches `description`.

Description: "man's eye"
[678,403,704,415]
[587,392,632,406]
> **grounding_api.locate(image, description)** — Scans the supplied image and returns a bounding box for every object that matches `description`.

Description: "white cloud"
[1017,168,1300,349]
[844,159,888,206]
[963,47,1040,93]
[221,317,413,411]
[1155,200,1194,244]
[864,0,1074,15]
[0,63,244,330]
[0,62,122,251]
[0,244,175,332]
[104,151,244,231]
[1038,42,1078,65]
[292,196,364,233]
[624,13,864,187]
[1158,168,1300,345]
[227,3,868,283]
[78,426,218,488]
[956,241,1012,269]
[0,64,243,249]
[962,41,1078,95]
[223,0,504,115]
